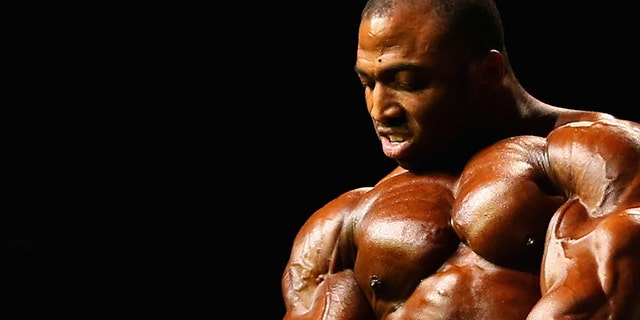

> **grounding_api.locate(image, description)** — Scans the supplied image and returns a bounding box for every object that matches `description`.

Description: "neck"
[476,82,562,137]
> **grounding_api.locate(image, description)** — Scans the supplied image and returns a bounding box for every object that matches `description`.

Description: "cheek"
[364,90,374,111]
[413,95,470,132]
[404,90,453,119]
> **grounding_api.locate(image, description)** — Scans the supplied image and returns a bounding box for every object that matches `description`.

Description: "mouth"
[378,130,412,159]
[388,134,406,143]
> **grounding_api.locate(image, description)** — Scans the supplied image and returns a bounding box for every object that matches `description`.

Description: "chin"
[396,159,424,172]
[397,156,464,174]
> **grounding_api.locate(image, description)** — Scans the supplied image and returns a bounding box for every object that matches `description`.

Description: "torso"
[385,244,541,320]
[341,114,626,319]
[352,171,459,318]
[348,161,559,319]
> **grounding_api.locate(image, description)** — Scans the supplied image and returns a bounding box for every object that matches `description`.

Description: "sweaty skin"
[384,245,541,320]
[452,135,565,272]
[528,120,640,320]
[283,0,640,318]
[282,167,549,319]
[283,171,460,319]
[283,119,640,320]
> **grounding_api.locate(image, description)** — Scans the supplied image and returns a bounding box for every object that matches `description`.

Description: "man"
[281,0,640,319]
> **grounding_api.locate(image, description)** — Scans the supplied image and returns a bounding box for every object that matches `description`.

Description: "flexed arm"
[282,188,374,320]
[528,119,640,320]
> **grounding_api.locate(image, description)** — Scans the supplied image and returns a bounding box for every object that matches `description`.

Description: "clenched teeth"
[389,135,405,143]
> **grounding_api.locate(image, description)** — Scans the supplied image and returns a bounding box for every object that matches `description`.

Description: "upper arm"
[529,119,640,319]
[545,119,640,212]
[282,188,370,315]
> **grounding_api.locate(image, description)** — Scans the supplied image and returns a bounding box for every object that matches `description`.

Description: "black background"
[3,1,639,317]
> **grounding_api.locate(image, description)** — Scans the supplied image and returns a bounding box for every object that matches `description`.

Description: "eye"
[394,71,429,91]
[357,74,375,89]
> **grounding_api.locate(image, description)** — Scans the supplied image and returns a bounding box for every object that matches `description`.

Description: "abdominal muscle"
[385,244,541,320]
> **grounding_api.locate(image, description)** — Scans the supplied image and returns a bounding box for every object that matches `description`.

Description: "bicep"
[282,188,370,314]
[545,119,640,212]
[531,120,640,319]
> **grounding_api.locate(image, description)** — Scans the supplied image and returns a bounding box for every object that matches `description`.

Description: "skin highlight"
[282,1,640,319]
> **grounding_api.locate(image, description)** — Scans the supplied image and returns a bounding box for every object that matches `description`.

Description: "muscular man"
[282,0,640,319]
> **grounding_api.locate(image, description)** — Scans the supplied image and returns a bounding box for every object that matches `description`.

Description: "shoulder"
[545,119,640,216]
[554,109,616,127]
[547,118,640,152]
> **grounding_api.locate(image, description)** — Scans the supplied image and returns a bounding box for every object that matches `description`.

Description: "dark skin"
[282,0,640,319]
[528,121,640,319]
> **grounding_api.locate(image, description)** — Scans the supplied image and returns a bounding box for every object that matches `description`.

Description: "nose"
[369,83,404,125]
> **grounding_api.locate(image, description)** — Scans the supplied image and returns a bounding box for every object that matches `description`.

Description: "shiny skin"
[528,120,640,319]
[282,0,640,319]
[283,171,460,319]
[355,2,477,172]
[283,120,640,319]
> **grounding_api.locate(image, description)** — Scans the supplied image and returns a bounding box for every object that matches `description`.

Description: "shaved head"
[362,0,505,58]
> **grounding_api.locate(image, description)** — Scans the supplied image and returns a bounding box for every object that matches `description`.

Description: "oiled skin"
[283,171,461,320]
[528,120,640,320]
[384,244,542,320]
[283,120,640,320]
[282,0,640,318]
[282,166,547,319]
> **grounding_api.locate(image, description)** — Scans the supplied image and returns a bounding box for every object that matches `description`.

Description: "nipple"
[525,236,536,247]
[369,275,382,290]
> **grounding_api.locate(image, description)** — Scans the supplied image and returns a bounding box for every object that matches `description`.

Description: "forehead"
[356,8,445,73]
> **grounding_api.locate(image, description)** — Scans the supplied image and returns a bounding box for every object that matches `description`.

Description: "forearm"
[530,120,640,319]
[531,208,640,320]
[283,270,374,320]
[283,188,373,320]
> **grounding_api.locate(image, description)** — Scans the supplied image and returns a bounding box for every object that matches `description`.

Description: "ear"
[474,49,504,93]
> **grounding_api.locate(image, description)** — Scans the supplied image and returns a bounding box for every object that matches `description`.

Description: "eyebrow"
[355,62,422,77]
